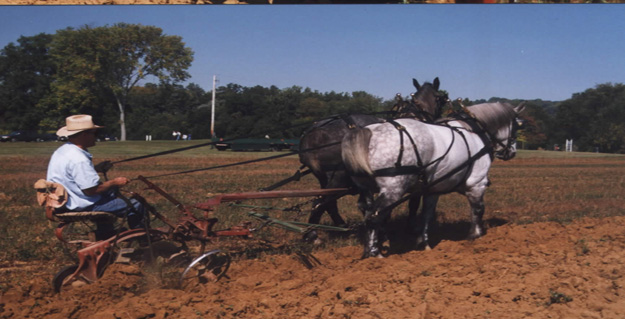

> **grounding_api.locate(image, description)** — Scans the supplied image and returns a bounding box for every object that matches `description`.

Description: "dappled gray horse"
[298,78,444,240]
[342,102,525,258]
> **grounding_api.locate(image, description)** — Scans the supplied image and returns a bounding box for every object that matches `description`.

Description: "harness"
[390,92,449,123]
[371,110,497,194]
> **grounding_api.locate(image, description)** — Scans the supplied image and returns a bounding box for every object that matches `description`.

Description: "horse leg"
[304,171,334,242]
[304,196,327,242]
[357,191,373,217]
[415,194,439,251]
[465,188,487,240]
[355,191,375,257]
[326,199,347,227]
[406,194,421,235]
[307,196,325,225]
[362,191,400,259]
[304,196,347,243]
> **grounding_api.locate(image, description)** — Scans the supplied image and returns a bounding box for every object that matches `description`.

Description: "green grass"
[2,140,623,159]
[1,142,624,264]
[3,140,623,159]
[515,149,625,159]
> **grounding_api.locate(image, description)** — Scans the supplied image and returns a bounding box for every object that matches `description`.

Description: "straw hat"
[56,115,103,137]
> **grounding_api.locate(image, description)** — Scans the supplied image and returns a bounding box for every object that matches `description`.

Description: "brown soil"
[2,215,625,318]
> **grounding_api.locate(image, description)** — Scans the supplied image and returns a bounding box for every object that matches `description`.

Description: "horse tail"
[342,127,374,176]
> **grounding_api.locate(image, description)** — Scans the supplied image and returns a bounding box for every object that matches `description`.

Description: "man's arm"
[82,177,130,196]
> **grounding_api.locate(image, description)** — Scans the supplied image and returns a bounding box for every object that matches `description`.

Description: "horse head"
[389,78,444,121]
[408,77,446,122]
[466,102,526,161]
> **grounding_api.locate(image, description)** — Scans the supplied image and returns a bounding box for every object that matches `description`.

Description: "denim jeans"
[85,191,146,230]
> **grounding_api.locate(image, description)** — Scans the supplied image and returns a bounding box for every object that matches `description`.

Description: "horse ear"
[514,102,526,114]
[433,77,440,91]
[413,78,421,90]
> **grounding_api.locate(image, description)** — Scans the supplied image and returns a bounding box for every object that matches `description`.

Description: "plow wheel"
[52,265,88,293]
[57,222,97,261]
[179,249,230,289]
[52,249,117,293]
[52,265,78,293]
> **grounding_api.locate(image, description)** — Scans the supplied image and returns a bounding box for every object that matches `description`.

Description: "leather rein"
[371,108,513,193]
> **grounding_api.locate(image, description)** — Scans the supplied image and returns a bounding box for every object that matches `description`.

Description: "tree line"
[1,24,624,152]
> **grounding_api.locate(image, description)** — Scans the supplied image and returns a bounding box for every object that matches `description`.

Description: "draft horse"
[298,78,445,240]
[341,102,525,258]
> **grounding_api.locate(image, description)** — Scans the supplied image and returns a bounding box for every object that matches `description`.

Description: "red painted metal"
[52,177,348,291]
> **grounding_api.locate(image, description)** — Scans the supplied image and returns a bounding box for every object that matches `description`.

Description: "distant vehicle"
[1,131,39,142]
[1,131,59,142]
[96,134,117,142]
[38,133,58,142]
[214,138,299,152]
[55,133,116,142]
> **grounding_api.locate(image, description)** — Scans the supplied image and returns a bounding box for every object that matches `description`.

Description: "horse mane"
[411,82,441,119]
[466,102,517,132]
[391,79,443,121]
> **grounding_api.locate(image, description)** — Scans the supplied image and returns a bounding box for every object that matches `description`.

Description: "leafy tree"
[557,83,625,152]
[46,23,194,140]
[0,33,55,131]
[126,83,209,140]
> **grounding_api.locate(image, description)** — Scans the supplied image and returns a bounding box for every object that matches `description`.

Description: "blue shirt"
[47,143,102,210]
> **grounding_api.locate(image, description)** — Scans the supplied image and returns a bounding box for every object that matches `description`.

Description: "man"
[47,115,145,238]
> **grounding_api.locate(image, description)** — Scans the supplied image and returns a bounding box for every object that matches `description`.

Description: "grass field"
[1,140,624,265]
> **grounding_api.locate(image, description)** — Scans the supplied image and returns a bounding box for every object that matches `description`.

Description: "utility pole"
[211,75,217,138]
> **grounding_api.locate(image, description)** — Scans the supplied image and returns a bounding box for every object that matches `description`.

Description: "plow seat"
[53,211,118,223]
[35,179,122,243]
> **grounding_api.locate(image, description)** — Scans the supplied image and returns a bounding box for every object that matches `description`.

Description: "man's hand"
[94,161,113,173]
[82,177,131,196]
[111,177,130,187]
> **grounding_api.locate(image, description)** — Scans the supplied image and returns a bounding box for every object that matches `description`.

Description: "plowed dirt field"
[3,216,625,319]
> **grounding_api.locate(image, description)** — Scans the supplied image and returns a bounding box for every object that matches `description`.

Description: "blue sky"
[1,5,624,102]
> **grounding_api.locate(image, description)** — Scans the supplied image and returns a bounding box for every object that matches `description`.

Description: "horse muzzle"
[495,142,517,161]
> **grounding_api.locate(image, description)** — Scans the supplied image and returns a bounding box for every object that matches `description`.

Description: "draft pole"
[211,75,217,138]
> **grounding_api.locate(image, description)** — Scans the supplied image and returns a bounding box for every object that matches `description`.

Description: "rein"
[374,143,493,217]
[135,141,341,180]
[450,107,514,158]
[371,114,495,193]
[104,92,444,181]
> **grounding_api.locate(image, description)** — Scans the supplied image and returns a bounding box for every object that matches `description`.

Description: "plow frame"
[53,175,350,292]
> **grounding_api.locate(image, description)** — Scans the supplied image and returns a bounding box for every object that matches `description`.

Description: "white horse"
[341,102,525,258]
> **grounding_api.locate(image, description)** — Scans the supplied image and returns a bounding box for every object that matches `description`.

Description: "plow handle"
[136,175,187,213]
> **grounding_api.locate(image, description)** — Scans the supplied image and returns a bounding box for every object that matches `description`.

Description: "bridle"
[391,89,449,123]
[456,107,521,160]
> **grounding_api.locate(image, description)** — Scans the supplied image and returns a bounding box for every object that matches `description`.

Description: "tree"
[556,83,625,152]
[126,83,209,140]
[48,23,194,140]
[0,33,55,131]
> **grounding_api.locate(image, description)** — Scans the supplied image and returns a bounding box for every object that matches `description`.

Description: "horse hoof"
[467,231,483,241]
[303,230,318,243]
[424,245,432,251]
[361,250,383,259]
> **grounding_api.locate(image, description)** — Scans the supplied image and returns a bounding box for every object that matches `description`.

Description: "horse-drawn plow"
[47,77,498,291]
[50,175,351,293]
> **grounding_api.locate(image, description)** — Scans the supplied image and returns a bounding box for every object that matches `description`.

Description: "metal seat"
[53,211,118,223]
